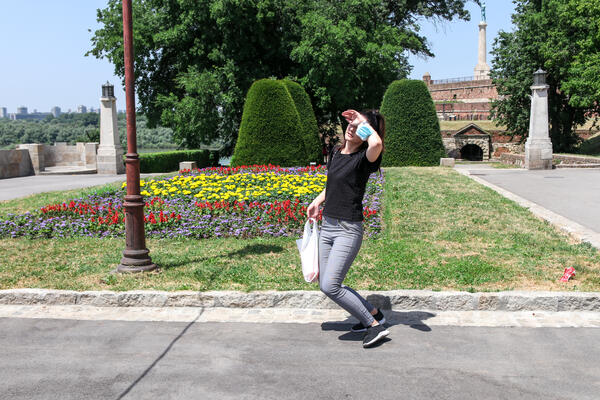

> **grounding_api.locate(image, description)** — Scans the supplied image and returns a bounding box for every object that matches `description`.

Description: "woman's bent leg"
[342,285,376,314]
[318,221,374,327]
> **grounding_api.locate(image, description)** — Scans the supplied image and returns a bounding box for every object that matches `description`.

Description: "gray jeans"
[318,215,375,326]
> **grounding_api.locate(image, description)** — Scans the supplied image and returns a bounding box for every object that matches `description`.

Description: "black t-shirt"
[322,147,382,221]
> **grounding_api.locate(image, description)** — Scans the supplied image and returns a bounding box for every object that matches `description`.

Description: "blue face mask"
[356,122,375,141]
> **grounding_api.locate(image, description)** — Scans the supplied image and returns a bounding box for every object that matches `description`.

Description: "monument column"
[525,69,553,170]
[474,3,491,80]
[97,82,125,174]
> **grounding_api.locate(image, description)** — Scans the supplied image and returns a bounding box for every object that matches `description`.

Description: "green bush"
[135,150,216,173]
[379,79,447,166]
[576,133,600,156]
[282,79,322,164]
[232,79,306,166]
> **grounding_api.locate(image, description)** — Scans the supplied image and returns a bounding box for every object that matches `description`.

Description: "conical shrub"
[379,79,446,166]
[232,79,306,166]
[282,79,322,164]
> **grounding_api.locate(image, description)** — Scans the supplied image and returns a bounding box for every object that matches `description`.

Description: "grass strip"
[0,167,598,292]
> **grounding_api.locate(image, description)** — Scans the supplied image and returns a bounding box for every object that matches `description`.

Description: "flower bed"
[0,165,384,239]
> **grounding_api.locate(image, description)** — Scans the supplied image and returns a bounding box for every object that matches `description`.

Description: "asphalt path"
[1,317,599,400]
[456,165,600,234]
[0,173,162,201]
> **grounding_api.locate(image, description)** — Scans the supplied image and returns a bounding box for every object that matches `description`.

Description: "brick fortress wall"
[423,74,498,121]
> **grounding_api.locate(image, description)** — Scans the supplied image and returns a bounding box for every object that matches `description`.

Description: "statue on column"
[481,2,486,22]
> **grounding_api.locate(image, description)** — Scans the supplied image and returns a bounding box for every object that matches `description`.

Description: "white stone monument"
[97,82,125,174]
[525,69,553,170]
[474,3,491,80]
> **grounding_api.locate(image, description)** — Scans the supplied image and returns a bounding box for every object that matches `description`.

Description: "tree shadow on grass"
[159,243,285,270]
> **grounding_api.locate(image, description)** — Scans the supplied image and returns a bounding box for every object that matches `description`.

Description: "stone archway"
[441,123,492,161]
[460,144,483,161]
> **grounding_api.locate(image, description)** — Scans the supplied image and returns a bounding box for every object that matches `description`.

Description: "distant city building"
[77,105,87,114]
[9,106,51,121]
[51,106,61,117]
[0,107,7,118]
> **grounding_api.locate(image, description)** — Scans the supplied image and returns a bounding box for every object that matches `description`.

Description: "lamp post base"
[117,248,157,273]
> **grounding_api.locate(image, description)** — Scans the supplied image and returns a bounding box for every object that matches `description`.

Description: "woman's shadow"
[320,295,436,346]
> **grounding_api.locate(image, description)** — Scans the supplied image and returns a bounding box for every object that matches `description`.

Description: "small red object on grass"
[559,267,576,282]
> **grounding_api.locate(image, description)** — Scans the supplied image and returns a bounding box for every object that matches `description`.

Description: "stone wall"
[426,78,498,101]
[425,76,498,120]
[553,154,600,165]
[16,143,98,174]
[0,149,34,179]
[491,142,524,158]
[435,101,491,121]
[499,153,525,166]
[500,153,600,167]
[443,137,491,160]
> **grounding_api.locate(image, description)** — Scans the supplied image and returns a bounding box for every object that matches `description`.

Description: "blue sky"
[0,1,514,114]
[408,1,516,80]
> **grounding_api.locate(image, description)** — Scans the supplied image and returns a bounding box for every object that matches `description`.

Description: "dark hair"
[338,109,386,154]
[362,109,385,152]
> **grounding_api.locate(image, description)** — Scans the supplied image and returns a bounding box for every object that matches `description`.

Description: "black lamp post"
[117,0,157,273]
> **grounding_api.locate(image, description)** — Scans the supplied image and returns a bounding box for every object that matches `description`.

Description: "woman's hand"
[307,200,320,220]
[342,109,366,127]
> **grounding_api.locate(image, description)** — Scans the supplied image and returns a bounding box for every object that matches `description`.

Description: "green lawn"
[1,167,599,292]
[439,120,505,131]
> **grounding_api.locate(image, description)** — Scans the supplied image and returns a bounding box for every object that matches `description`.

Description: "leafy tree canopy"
[0,114,175,151]
[88,0,473,154]
[490,0,600,152]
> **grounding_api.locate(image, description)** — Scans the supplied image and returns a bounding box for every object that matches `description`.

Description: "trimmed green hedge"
[379,79,447,166]
[134,150,217,173]
[232,79,307,167]
[282,79,322,164]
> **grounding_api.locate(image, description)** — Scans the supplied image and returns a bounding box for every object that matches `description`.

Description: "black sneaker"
[363,324,390,348]
[351,309,386,333]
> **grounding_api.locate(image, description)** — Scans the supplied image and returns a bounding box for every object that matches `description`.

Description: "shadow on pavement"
[320,310,436,341]
[116,308,204,399]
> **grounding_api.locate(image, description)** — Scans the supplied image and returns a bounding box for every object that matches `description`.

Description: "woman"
[307,109,388,348]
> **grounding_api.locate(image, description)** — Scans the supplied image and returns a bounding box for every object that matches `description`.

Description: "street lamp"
[117,0,157,273]
[102,81,115,98]
[533,68,547,86]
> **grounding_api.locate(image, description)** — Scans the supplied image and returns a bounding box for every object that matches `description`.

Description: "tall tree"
[88,0,473,154]
[490,0,600,152]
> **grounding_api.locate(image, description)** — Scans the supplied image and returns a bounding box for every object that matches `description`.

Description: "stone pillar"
[474,22,490,80]
[17,144,45,174]
[97,82,125,174]
[525,69,553,170]
[85,142,98,169]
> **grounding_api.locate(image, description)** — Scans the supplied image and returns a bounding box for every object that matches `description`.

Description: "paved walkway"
[0,173,161,201]
[455,164,600,234]
[2,304,600,327]
[1,312,599,399]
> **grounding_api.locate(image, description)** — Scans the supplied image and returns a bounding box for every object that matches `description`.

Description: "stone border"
[455,168,600,250]
[1,289,599,312]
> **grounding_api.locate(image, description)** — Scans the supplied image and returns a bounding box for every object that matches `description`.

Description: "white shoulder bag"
[296,219,319,283]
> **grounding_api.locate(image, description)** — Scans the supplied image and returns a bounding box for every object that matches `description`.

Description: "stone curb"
[1,289,600,312]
